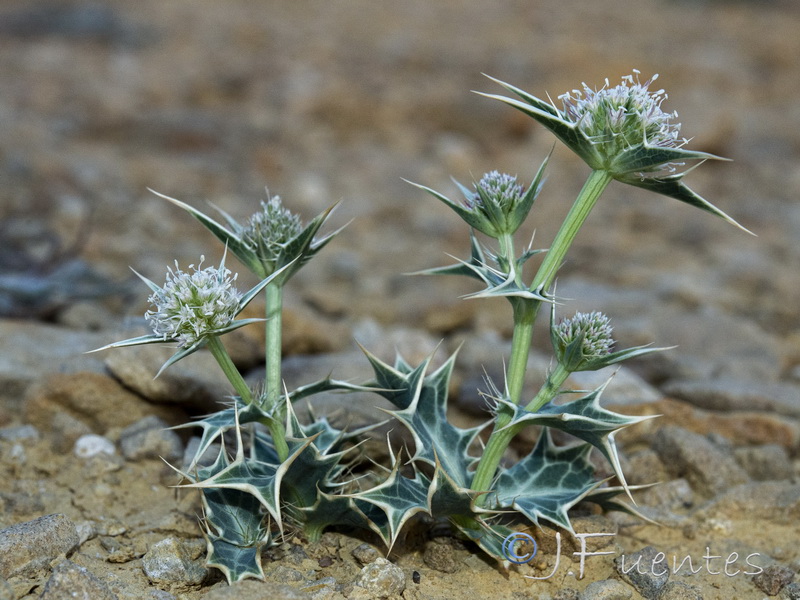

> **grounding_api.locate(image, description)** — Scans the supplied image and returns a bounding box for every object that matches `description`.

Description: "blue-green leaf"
[493,431,599,531]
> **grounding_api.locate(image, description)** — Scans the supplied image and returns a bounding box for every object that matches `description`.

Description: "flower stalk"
[471,169,612,497]
[205,336,253,405]
[264,281,283,411]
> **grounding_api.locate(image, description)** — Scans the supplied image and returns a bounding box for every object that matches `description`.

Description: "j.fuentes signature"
[502,532,764,580]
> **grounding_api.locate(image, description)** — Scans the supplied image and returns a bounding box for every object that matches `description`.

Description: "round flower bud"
[553,311,615,371]
[473,171,525,211]
[242,196,303,270]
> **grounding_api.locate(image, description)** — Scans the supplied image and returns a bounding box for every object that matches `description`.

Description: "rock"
[0,514,79,580]
[551,280,783,383]
[663,379,800,419]
[199,579,311,599]
[628,306,783,383]
[39,559,117,600]
[103,341,233,410]
[351,318,441,368]
[695,481,800,522]
[24,372,184,451]
[74,433,116,458]
[566,366,663,406]
[624,449,668,486]
[281,302,351,355]
[147,591,177,600]
[614,546,670,599]
[651,426,750,497]
[351,543,381,566]
[119,415,183,462]
[141,537,207,586]
[734,444,794,481]
[182,437,221,470]
[656,581,703,600]
[279,350,395,428]
[640,478,695,513]
[0,425,40,442]
[423,538,460,573]
[301,575,338,599]
[614,398,800,453]
[0,576,11,600]
[0,2,148,46]
[0,514,78,579]
[579,579,632,600]
[354,557,406,598]
[265,565,305,583]
[753,564,796,596]
[0,320,108,407]
[781,582,800,600]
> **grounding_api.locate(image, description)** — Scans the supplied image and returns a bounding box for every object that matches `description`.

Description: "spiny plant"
[93,71,750,583]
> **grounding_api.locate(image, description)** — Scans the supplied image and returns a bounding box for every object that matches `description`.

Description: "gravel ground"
[1,1,799,599]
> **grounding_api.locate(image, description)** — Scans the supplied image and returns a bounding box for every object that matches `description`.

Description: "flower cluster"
[552,311,616,372]
[560,71,684,164]
[472,171,525,211]
[145,258,241,347]
[410,159,547,240]
[242,196,303,266]
[480,72,751,232]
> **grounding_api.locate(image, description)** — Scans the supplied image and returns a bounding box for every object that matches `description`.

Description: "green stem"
[505,300,538,405]
[471,363,572,497]
[530,169,612,293]
[265,282,283,410]
[263,281,289,461]
[471,299,538,496]
[471,169,612,499]
[497,233,516,279]
[525,362,570,413]
[470,420,516,496]
[206,336,253,405]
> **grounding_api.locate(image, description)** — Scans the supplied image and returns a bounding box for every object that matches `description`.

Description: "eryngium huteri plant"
[93,71,750,583]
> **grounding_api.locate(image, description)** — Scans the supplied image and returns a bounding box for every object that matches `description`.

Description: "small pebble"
[0,425,40,442]
[657,581,704,600]
[579,579,632,600]
[614,546,669,599]
[119,416,183,462]
[39,560,117,600]
[0,514,79,580]
[351,543,380,566]
[753,564,796,596]
[781,582,800,600]
[141,537,207,586]
[423,539,459,573]
[354,557,405,598]
[74,433,116,458]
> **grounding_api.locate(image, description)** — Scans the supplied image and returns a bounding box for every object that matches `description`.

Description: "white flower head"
[145,256,242,347]
[480,72,752,233]
[559,71,685,167]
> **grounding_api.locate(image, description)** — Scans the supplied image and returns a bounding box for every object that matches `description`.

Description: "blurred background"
[0,0,798,376]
